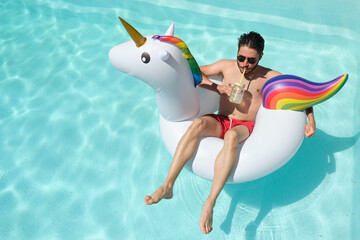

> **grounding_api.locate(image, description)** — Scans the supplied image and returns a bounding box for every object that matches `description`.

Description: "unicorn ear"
[164,23,175,36]
[159,50,170,61]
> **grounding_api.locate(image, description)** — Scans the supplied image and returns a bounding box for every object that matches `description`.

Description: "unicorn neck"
[155,76,200,121]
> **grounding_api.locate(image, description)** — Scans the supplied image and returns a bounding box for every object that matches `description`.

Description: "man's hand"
[305,122,316,138]
[216,84,232,98]
[305,107,316,138]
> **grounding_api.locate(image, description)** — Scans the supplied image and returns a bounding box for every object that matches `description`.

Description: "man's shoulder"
[266,70,282,80]
[258,66,281,80]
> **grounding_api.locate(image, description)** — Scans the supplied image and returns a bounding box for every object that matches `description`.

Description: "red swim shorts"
[206,114,255,139]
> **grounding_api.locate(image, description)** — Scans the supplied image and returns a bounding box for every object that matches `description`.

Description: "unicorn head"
[109,17,201,121]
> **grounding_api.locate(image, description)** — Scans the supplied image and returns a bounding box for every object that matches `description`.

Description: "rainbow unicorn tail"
[262,74,348,111]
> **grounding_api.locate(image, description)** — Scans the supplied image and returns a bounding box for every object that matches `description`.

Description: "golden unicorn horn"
[119,17,146,47]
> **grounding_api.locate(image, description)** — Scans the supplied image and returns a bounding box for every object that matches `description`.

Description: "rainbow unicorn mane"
[153,35,202,87]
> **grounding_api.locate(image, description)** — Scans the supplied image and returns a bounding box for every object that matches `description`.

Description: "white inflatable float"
[109,18,347,183]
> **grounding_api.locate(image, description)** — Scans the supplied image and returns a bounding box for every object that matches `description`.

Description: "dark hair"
[238,31,265,55]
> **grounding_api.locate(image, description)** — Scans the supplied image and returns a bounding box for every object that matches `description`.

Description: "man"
[144,32,316,234]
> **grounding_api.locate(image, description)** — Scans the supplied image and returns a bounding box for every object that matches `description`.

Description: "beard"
[237,61,259,75]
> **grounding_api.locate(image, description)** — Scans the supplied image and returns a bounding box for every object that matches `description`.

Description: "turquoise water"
[1,0,359,239]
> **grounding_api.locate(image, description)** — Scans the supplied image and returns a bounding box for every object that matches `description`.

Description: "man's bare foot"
[199,199,214,234]
[144,184,173,205]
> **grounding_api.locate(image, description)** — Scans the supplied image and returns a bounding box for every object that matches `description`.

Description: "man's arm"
[199,60,232,97]
[305,107,316,138]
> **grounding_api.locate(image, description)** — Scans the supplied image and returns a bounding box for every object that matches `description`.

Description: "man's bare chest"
[224,77,264,97]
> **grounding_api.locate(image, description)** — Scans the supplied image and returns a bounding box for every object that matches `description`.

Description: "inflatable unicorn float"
[109,17,348,183]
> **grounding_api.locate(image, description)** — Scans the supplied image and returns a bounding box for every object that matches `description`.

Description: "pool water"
[1,0,359,239]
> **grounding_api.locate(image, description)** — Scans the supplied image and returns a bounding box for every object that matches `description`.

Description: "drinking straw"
[231,69,246,102]
[239,68,246,85]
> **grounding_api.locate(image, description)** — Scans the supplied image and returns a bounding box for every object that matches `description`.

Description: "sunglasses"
[237,55,257,64]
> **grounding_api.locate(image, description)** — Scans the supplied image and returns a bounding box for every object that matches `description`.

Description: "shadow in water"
[220,129,359,238]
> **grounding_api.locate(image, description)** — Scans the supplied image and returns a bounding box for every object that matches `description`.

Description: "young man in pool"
[144,32,316,234]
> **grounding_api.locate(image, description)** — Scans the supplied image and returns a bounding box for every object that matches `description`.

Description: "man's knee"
[188,118,206,134]
[223,130,241,148]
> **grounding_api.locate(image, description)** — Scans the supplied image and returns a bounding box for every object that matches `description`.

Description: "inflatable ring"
[160,103,306,183]
[109,18,347,183]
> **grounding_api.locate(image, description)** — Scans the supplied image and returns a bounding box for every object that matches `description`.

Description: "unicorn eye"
[141,52,150,64]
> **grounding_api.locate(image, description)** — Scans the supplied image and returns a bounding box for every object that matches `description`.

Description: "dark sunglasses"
[237,55,257,64]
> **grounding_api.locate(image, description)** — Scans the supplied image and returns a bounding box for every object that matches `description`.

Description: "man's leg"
[199,125,250,234]
[144,116,222,205]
